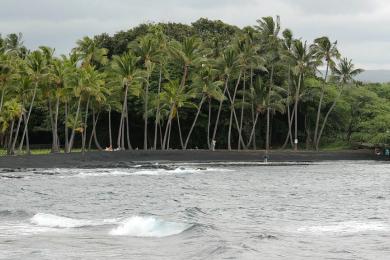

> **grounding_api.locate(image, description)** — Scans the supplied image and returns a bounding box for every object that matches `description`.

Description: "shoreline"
[0,149,386,169]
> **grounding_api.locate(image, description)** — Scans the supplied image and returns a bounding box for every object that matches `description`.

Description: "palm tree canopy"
[331,58,363,84]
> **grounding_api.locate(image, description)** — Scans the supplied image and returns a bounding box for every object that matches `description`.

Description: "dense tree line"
[0,17,388,155]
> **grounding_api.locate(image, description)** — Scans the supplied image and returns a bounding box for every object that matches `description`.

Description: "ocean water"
[1,161,390,259]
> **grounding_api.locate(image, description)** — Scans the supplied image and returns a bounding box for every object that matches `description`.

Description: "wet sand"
[0,149,385,169]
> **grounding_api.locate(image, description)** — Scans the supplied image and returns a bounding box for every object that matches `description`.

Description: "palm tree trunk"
[67,96,82,153]
[316,86,344,149]
[207,98,211,149]
[7,119,15,155]
[211,75,229,148]
[250,68,256,150]
[117,84,129,149]
[225,83,247,149]
[88,109,96,150]
[238,71,246,150]
[144,74,150,150]
[153,66,162,150]
[294,73,303,151]
[228,71,242,150]
[108,107,112,148]
[176,111,184,149]
[81,96,90,154]
[88,110,102,151]
[313,63,329,150]
[48,98,55,152]
[246,112,259,147]
[125,104,132,150]
[53,96,60,152]
[159,122,163,148]
[0,87,5,114]
[184,95,206,149]
[64,102,69,152]
[282,105,296,149]
[25,114,30,155]
[167,119,172,149]
[18,82,38,153]
[162,104,174,150]
[10,114,23,154]
[93,112,102,151]
[266,66,274,151]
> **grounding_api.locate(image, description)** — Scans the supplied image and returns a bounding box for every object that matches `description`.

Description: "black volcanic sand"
[0,149,386,169]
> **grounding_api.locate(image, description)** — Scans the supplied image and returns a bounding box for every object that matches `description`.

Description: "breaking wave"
[109,216,191,237]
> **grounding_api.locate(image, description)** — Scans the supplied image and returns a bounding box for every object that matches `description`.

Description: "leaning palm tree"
[315,58,363,148]
[161,80,196,149]
[18,50,47,154]
[110,52,144,150]
[183,65,224,149]
[312,36,340,150]
[211,48,239,149]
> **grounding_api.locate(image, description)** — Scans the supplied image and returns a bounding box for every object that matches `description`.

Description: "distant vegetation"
[0,17,389,155]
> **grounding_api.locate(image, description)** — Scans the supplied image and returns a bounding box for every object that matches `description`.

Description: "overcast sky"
[1,0,390,69]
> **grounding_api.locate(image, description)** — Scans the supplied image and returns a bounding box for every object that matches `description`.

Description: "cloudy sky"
[1,0,390,69]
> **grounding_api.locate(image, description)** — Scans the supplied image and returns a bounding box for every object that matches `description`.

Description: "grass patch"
[0,148,87,156]
[320,140,353,151]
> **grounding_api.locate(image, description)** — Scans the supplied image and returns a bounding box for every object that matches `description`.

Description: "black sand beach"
[0,149,385,169]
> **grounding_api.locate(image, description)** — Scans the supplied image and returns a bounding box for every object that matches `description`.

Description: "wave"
[74,167,226,177]
[109,216,190,237]
[30,213,109,228]
[297,221,389,233]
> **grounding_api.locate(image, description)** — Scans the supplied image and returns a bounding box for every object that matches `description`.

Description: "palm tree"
[74,36,108,67]
[0,99,23,154]
[183,65,224,149]
[316,58,363,148]
[129,34,160,150]
[168,36,203,90]
[312,36,340,150]
[256,16,280,151]
[110,52,144,150]
[211,48,239,149]
[18,50,47,154]
[287,40,318,151]
[161,80,196,149]
[281,29,294,149]
[0,53,14,114]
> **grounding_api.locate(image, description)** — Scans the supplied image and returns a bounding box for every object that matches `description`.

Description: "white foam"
[297,221,389,234]
[109,216,189,237]
[30,213,99,228]
[74,167,227,177]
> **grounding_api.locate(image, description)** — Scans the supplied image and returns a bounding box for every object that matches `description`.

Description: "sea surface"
[1,161,389,259]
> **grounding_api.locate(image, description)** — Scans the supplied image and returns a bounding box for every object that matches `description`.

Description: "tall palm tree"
[316,58,363,148]
[256,16,280,151]
[281,29,295,149]
[287,40,318,151]
[129,34,160,150]
[110,52,144,150]
[211,48,239,149]
[18,50,47,154]
[312,36,340,150]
